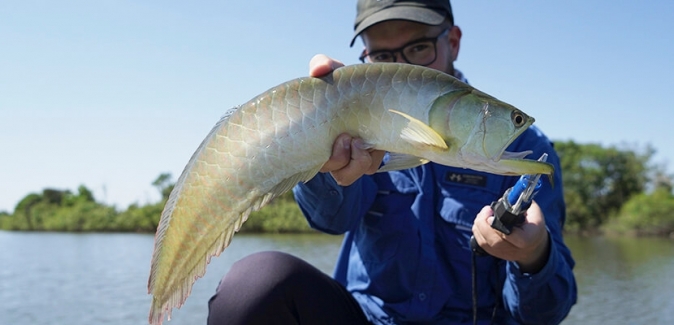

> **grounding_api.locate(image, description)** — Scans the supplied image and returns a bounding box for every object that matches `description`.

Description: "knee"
[215,251,309,292]
[230,250,303,276]
[208,251,326,325]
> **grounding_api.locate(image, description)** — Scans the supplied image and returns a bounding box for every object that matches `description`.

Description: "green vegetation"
[556,140,674,236]
[3,186,110,231]
[0,174,313,234]
[2,140,674,236]
[605,188,674,236]
[241,191,313,233]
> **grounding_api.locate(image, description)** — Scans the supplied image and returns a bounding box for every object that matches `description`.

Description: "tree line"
[1,140,673,236]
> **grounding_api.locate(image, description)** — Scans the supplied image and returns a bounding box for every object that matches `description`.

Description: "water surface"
[1,231,673,324]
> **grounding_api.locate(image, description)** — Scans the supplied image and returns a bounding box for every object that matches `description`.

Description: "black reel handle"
[470,199,526,257]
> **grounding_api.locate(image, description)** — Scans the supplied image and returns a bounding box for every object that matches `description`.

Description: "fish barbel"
[147,63,553,324]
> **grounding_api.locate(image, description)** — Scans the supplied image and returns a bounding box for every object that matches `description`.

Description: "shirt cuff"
[506,230,558,286]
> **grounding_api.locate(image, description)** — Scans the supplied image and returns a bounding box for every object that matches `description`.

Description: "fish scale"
[147,63,554,324]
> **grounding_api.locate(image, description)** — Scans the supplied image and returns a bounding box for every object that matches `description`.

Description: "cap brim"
[350,6,446,47]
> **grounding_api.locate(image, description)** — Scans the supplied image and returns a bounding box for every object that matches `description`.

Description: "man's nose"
[393,51,408,64]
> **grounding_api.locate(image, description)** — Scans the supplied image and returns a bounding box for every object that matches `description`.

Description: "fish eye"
[511,111,526,128]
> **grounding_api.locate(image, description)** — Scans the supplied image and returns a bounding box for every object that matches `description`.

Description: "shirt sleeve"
[501,137,578,325]
[292,172,378,234]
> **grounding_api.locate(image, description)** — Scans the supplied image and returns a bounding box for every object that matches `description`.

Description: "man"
[207,1,577,324]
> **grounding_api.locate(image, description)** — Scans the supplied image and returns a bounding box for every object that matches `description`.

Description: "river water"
[1,231,673,325]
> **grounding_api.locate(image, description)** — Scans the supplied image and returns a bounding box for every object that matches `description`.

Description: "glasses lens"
[360,28,447,65]
[402,40,436,66]
[367,52,395,63]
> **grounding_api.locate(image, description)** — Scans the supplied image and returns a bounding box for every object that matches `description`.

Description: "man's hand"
[309,54,386,186]
[471,201,550,274]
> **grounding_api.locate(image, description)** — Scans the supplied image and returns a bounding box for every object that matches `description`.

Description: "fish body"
[147,63,553,324]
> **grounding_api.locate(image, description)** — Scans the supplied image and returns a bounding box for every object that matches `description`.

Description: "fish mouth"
[493,149,555,178]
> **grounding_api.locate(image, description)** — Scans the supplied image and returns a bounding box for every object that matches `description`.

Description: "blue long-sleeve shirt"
[293,121,577,324]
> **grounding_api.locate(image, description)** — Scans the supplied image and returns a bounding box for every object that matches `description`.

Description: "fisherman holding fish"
[202,1,578,324]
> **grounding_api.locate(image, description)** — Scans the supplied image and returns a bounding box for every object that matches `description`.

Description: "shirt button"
[418,293,426,301]
[328,190,338,196]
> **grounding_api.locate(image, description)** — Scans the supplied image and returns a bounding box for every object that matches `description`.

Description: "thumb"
[309,54,344,77]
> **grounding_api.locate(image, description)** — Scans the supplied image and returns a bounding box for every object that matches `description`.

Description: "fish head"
[429,89,553,176]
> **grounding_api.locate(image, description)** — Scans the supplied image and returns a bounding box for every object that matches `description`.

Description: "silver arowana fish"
[147,63,553,324]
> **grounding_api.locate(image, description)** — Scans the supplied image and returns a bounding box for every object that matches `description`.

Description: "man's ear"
[449,25,462,61]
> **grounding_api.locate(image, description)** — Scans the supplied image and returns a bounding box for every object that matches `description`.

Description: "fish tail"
[148,213,243,324]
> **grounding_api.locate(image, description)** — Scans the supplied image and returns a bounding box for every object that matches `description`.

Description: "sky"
[1,0,673,213]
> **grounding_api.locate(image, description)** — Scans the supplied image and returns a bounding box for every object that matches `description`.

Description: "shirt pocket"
[356,171,420,264]
[435,167,507,248]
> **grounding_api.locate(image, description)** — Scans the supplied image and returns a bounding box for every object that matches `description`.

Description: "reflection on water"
[1,231,673,325]
[0,231,158,325]
[563,235,674,324]
[0,231,344,325]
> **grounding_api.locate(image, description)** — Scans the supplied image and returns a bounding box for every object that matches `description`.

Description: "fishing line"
[472,251,478,325]
[471,250,499,325]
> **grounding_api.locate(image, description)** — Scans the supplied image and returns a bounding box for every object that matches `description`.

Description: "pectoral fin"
[377,153,430,172]
[389,109,448,150]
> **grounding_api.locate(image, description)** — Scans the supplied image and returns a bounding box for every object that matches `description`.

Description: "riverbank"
[3,183,674,236]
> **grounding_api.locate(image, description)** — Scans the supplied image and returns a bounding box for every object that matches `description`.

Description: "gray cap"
[351,0,454,46]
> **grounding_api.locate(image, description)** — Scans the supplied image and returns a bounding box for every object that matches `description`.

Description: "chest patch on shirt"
[444,171,487,187]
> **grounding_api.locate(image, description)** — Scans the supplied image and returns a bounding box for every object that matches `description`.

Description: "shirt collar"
[453,68,469,84]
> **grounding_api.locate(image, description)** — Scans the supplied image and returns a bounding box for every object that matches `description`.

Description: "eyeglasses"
[358,28,450,66]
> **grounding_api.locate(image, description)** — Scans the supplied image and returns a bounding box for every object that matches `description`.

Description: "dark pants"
[207,251,371,325]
